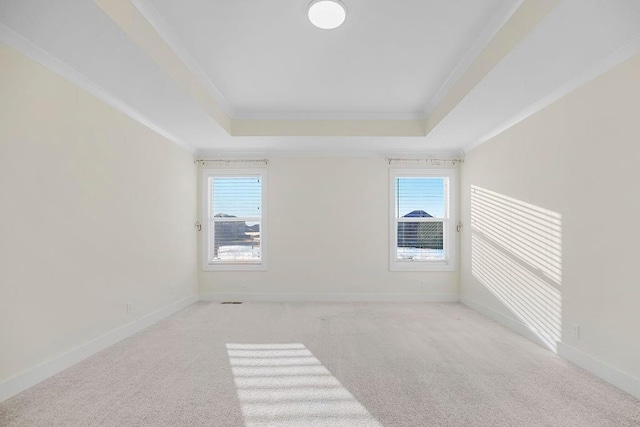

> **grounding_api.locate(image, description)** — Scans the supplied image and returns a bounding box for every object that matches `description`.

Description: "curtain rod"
[387,158,464,166]
[195,158,461,166]
[194,159,269,166]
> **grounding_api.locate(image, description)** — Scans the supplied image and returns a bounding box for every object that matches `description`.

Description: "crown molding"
[94,0,232,133]
[233,110,426,121]
[231,118,426,137]
[0,24,193,153]
[194,148,464,160]
[463,35,640,154]
[423,0,525,116]
[423,0,561,136]
[131,0,234,117]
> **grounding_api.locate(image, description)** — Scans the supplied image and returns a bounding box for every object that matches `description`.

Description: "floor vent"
[221,302,243,304]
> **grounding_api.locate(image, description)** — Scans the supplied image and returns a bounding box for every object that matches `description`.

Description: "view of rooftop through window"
[395,176,447,261]
[395,177,445,218]
[210,176,262,263]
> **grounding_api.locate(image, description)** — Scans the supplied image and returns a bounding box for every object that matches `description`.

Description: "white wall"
[199,157,459,301]
[0,43,198,384]
[460,52,640,393]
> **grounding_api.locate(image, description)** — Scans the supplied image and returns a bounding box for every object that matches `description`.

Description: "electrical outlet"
[571,324,581,339]
[127,302,135,315]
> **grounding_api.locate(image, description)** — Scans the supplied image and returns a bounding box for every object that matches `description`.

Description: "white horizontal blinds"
[395,176,448,261]
[209,176,262,263]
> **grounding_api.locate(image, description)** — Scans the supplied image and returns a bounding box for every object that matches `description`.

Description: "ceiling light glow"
[308,0,347,30]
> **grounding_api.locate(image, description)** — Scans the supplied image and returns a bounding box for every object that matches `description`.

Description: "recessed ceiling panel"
[148,0,518,118]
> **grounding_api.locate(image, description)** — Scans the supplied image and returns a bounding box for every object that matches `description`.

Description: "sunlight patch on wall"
[470,186,562,352]
[471,186,562,284]
[227,343,382,427]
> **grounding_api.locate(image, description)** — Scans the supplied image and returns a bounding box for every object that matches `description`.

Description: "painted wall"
[0,44,198,383]
[460,53,640,387]
[199,158,459,300]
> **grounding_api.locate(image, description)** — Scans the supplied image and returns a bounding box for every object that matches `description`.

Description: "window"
[202,169,267,271]
[390,169,456,271]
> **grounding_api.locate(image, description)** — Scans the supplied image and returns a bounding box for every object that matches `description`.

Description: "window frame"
[202,168,268,271]
[389,168,457,272]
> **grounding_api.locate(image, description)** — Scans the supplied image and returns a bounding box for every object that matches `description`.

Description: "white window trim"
[389,168,457,272]
[202,168,268,271]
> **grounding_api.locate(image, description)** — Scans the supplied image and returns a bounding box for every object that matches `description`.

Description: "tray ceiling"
[1,0,639,154]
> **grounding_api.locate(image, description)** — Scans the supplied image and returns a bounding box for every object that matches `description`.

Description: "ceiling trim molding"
[423,0,561,136]
[194,148,464,160]
[423,0,525,116]
[231,119,426,137]
[0,23,193,153]
[233,110,426,121]
[463,35,640,154]
[93,0,233,133]
[130,0,234,117]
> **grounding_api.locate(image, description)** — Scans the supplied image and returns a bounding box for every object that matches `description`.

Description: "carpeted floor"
[1,302,639,426]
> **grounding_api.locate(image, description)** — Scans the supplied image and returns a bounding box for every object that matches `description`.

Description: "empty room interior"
[1,0,640,425]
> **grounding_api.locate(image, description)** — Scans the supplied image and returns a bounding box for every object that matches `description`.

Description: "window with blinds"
[390,169,456,271]
[203,169,266,270]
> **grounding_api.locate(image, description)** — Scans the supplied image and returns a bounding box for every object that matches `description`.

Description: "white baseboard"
[461,296,640,400]
[558,342,640,399]
[460,296,547,347]
[0,294,199,403]
[200,292,459,303]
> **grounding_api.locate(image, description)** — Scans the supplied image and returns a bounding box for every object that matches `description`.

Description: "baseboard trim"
[460,296,547,347]
[0,294,199,403]
[558,342,640,399]
[200,292,459,303]
[461,296,640,400]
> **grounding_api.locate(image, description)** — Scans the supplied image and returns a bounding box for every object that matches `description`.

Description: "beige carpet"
[1,302,638,426]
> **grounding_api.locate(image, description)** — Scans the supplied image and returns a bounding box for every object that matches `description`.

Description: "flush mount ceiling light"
[308,0,347,30]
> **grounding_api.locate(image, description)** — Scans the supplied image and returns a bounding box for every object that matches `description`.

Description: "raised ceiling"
[1,0,639,155]
[147,0,515,119]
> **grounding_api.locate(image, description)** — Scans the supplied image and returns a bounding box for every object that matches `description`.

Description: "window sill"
[203,263,268,272]
[390,261,455,272]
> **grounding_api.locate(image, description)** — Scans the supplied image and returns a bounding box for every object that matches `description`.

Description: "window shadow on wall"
[470,186,562,352]
[226,343,382,426]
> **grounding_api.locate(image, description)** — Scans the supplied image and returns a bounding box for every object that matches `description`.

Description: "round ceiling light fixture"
[308,0,347,30]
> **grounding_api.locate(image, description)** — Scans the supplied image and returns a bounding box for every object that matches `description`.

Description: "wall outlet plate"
[571,324,581,339]
[127,302,135,315]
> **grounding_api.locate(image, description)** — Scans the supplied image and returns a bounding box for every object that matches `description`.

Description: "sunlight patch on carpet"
[226,343,382,427]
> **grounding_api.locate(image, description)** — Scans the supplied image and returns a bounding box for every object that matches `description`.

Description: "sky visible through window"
[210,176,444,218]
[395,177,446,218]
[212,176,262,218]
